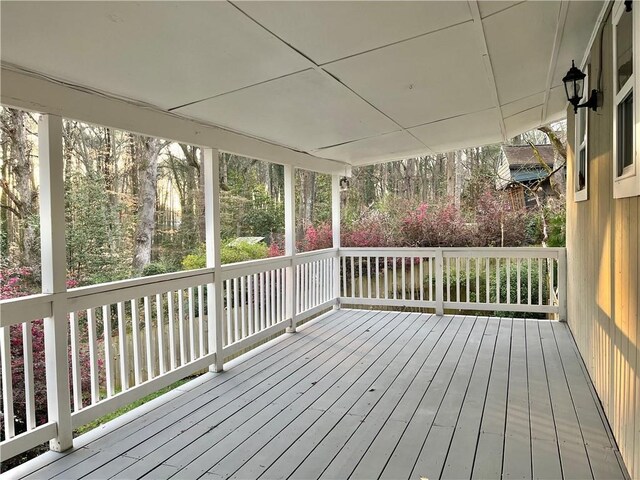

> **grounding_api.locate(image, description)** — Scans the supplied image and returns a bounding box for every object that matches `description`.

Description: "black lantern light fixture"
[562,60,598,114]
[339,176,350,191]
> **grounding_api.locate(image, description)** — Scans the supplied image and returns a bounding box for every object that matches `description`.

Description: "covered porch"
[2,1,635,478]
[7,308,626,480]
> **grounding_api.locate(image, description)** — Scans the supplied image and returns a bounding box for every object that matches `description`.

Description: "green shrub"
[142,262,171,277]
[182,240,269,270]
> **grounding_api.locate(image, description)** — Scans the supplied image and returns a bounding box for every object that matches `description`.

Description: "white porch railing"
[0,246,565,464]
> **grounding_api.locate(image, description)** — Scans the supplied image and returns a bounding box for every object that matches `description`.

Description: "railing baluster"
[144,296,155,379]
[476,258,480,303]
[276,269,281,322]
[466,258,470,303]
[455,257,460,302]
[429,256,433,301]
[188,287,196,361]
[23,320,36,428]
[1,325,15,438]
[178,290,187,365]
[247,275,254,336]
[516,258,521,305]
[349,255,356,298]
[266,270,272,326]
[198,285,205,357]
[87,308,99,404]
[167,293,177,370]
[117,301,129,391]
[485,257,490,303]
[506,258,511,305]
[156,294,166,375]
[103,305,115,397]
[260,272,266,330]
[233,278,240,341]
[538,258,543,305]
[375,257,380,299]
[315,261,320,306]
[131,299,143,385]
[410,258,415,301]
[70,311,82,411]
[527,258,532,305]
[401,258,406,300]
[253,273,260,332]
[240,277,247,339]
[225,279,232,345]
[393,257,397,300]
[384,257,389,300]
[496,258,501,304]
[419,258,424,302]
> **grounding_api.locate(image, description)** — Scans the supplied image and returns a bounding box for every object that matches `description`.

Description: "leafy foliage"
[182,240,270,269]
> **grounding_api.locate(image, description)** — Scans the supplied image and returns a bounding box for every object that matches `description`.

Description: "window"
[575,66,589,201]
[613,1,640,198]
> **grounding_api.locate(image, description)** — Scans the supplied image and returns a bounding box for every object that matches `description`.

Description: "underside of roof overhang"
[1,1,604,169]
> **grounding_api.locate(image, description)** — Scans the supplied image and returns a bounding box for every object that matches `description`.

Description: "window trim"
[575,65,589,202]
[612,0,640,198]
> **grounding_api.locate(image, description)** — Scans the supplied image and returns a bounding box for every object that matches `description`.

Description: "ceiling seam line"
[317,19,475,67]
[479,1,527,21]
[167,68,313,111]
[467,0,508,142]
[541,0,570,124]
[228,0,430,152]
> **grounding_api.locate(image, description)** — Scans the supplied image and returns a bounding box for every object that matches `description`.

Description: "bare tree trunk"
[446,151,456,199]
[132,137,162,273]
[2,109,37,265]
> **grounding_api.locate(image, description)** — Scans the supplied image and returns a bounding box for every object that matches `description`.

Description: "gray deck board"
[9,310,626,480]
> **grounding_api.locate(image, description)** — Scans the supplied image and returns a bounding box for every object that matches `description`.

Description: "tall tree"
[132,136,163,273]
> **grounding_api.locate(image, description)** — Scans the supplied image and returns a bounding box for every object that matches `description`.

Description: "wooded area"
[0,106,566,296]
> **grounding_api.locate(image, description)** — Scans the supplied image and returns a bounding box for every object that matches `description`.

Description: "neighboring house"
[495,144,560,209]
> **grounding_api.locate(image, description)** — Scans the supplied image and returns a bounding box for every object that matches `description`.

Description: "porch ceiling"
[1,1,602,166]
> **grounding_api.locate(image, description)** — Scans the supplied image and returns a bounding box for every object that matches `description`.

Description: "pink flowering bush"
[400,202,473,247]
[0,267,96,450]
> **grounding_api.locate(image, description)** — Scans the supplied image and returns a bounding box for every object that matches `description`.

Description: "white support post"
[435,248,444,316]
[204,148,224,372]
[331,175,341,309]
[39,114,73,452]
[284,165,296,333]
[558,249,567,322]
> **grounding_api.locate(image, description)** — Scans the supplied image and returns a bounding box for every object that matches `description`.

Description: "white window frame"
[612,0,640,198]
[575,65,590,202]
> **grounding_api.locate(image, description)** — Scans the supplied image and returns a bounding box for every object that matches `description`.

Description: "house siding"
[566,14,640,479]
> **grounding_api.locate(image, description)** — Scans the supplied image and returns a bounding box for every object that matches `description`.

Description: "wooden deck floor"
[8,309,628,480]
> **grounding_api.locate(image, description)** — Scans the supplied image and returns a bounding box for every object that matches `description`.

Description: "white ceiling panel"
[551,1,604,87]
[175,69,398,151]
[0,2,308,110]
[504,106,543,139]
[483,1,560,106]
[409,109,503,153]
[545,86,569,124]
[311,131,429,165]
[325,22,494,128]
[501,92,545,118]
[236,1,472,65]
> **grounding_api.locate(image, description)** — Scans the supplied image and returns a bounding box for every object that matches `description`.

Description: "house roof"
[0,1,603,168]
[503,145,555,168]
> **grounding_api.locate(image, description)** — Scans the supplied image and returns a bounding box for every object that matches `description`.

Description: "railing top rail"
[295,247,338,259]
[0,293,53,327]
[66,267,214,300]
[219,255,292,279]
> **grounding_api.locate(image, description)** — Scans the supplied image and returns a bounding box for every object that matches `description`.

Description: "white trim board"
[0,65,351,176]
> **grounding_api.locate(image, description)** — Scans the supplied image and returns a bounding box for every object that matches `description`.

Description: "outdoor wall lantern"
[340,176,350,191]
[563,60,599,114]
